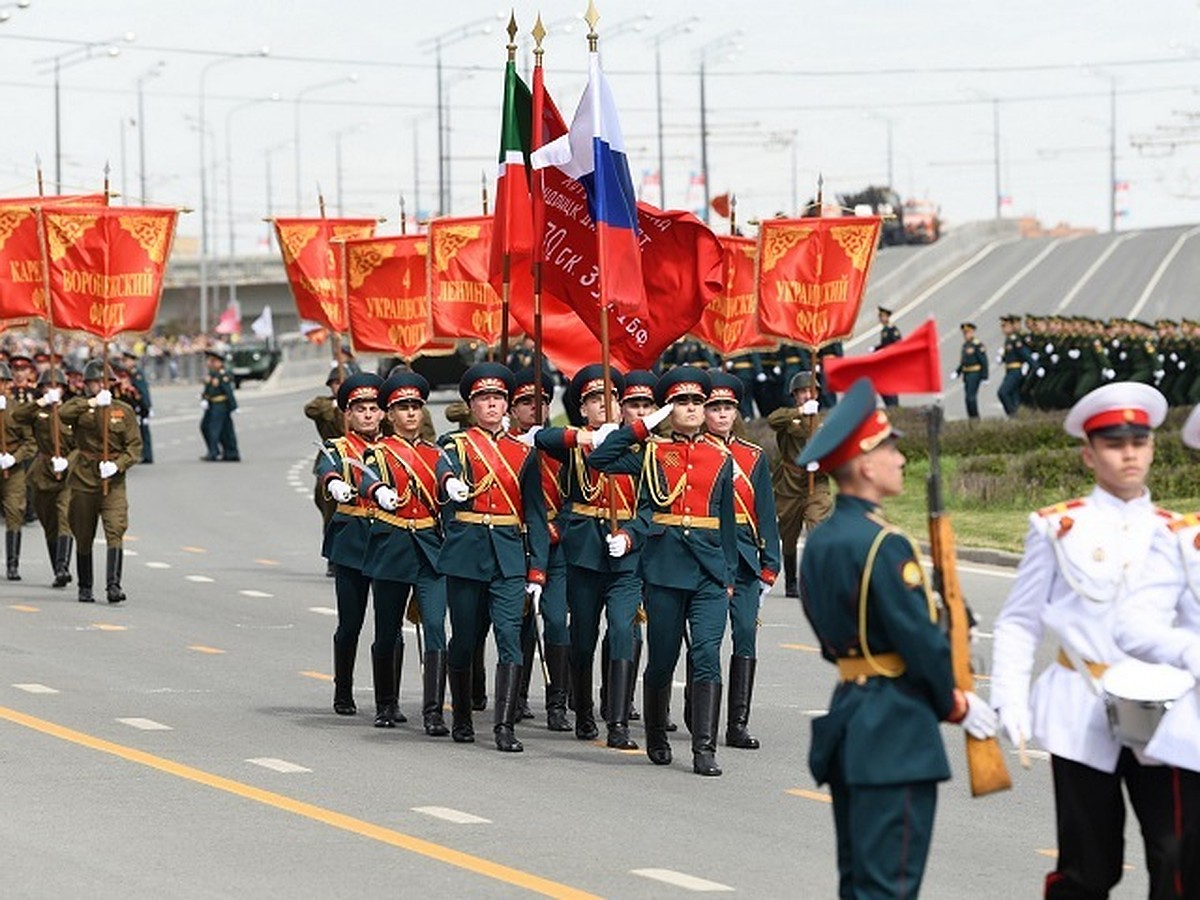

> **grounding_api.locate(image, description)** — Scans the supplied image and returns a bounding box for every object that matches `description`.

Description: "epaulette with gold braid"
[1037,498,1086,517]
[1169,512,1200,533]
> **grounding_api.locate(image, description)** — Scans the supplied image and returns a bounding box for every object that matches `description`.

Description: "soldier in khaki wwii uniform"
[799,377,996,899]
[59,361,142,603]
[0,361,37,580]
[767,371,832,598]
[12,369,75,587]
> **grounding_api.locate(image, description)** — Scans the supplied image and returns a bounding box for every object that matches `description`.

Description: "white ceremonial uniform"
[991,485,1178,772]
[1115,512,1200,771]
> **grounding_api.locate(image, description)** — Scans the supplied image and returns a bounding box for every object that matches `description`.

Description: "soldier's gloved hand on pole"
[801,399,820,416]
[37,388,61,406]
[500,414,511,433]
[641,402,674,433]
[0,453,14,470]
[51,456,68,474]
[516,425,541,447]
[445,477,469,502]
[590,421,620,449]
[327,479,354,503]
[997,703,1032,748]
[98,460,118,480]
[755,372,767,383]
[0,395,7,411]
[960,691,998,740]
[200,400,209,411]
[374,485,399,512]
[949,370,959,381]
[605,531,629,558]
[526,581,542,617]
[93,389,112,407]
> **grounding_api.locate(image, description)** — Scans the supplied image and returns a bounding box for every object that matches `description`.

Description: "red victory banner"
[0,193,106,320]
[824,318,943,395]
[690,235,776,357]
[273,217,376,333]
[40,205,178,339]
[428,215,517,346]
[756,215,881,350]
[343,234,455,361]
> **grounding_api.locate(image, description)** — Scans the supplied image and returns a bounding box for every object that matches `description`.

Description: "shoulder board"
[864,510,895,532]
[1037,497,1086,517]
[733,436,764,454]
[1154,507,1180,523]
[1169,512,1200,533]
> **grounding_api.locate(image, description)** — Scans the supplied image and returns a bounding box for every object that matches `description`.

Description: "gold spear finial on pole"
[506,10,518,62]
[532,13,546,57]
[585,0,600,52]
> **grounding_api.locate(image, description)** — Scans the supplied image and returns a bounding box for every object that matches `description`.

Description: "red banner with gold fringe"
[690,235,776,357]
[273,216,376,333]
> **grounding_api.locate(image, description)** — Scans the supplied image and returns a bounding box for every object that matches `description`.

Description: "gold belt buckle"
[682,515,692,527]
[482,513,492,527]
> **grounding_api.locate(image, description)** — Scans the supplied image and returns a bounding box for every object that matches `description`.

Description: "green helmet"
[82,360,106,382]
[37,368,66,387]
[0,362,11,382]
[789,370,815,393]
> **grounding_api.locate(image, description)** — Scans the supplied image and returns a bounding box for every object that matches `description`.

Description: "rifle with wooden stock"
[925,404,1012,797]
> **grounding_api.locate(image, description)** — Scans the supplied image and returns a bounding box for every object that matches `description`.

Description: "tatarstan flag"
[489,57,534,285]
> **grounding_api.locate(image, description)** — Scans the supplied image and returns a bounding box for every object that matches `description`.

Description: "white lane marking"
[145,562,171,569]
[294,488,310,495]
[1015,748,1050,762]
[124,549,139,557]
[309,606,337,616]
[1053,233,1131,313]
[117,717,173,731]
[972,239,1064,317]
[412,806,492,825]
[671,680,687,690]
[1128,225,1200,320]
[13,683,59,694]
[942,563,1016,580]
[630,869,735,893]
[247,757,311,774]
[186,575,215,583]
[801,709,829,716]
[239,590,274,598]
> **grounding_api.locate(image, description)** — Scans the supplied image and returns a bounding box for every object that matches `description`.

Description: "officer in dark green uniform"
[874,307,902,407]
[997,314,1032,416]
[200,349,239,461]
[954,321,988,419]
[59,361,142,603]
[306,370,344,576]
[0,362,36,579]
[122,350,153,464]
[798,377,996,899]
[588,367,737,776]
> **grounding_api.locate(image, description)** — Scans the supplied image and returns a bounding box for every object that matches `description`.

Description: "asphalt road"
[0,370,1152,899]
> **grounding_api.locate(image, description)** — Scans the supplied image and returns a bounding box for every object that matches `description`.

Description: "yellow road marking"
[254,558,280,566]
[9,604,39,613]
[180,546,207,554]
[300,670,333,682]
[188,645,226,655]
[590,741,642,756]
[124,535,140,542]
[0,705,601,899]
[787,788,832,804]
[92,623,127,632]
[779,643,819,652]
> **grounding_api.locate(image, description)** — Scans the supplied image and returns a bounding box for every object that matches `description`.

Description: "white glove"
[0,453,14,470]
[98,460,118,480]
[961,691,998,740]
[445,477,469,502]
[200,399,209,411]
[642,402,674,432]
[605,531,629,558]
[51,456,68,474]
[327,478,353,503]
[500,414,511,433]
[0,395,7,410]
[374,485,399,512]
[526,582,543,616]
[1181,361,1188,371]
[38,388,62,406]
[1067,348,1081,360]
[758,581,771,608]
[1181,643,1200,681]
[93,389,112,407]
[591,421,619,449]
[997,703,1032,748]
[801,399,820,416]
[1045,342,1055,353]
[950,370,959,380]
[755,372,767,383]
[516,425,541,447]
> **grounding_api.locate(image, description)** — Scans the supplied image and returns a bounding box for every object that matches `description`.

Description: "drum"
[1100,658,1196,748]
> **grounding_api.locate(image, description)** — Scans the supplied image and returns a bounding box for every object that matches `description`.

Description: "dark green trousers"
[643,580,728,688]
[446,574,523,669]
[567,565,640,668]
[729,576,759,658]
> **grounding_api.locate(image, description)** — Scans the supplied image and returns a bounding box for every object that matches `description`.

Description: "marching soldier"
[954,321,988,419]
[703,372,780,749]
[0,362,36,580]
[439,363,548,753]
[997,314,1031,417]
[874,307,902,407]
[306,370,344,576]
[200,349,239,462]
[357,371,453,733]
[768,371,832,598]
[122,350,154,464]
[59,361,142,603]
[587,366,736,776]
[798,376,996,898]
[317,372,386,717]
[12,369,74,587]
[991,382,1189,898]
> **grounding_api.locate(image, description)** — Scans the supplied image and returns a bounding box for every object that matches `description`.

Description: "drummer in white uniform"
[1113,403,1200,899]
[991,382,1189,900]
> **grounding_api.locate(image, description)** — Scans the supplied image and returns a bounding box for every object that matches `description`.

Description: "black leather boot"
[6,529,20,581]
[493,663,524,752]
[571,663,599,740]
[105,546,126,603]
[423,650,449,736]
[372,644,397,728]
[448,666,474,742]
[627,634,642,721]
[598,634,611,721]
[544,643,572,732]
[683,653,694,734]
[783,553,799,599]
[725,656,760,749]
[471,639,488,711]
[332,639,357,715]
[76,551,94,603]
[644,679,673,766]
[390,641,407,723]
[517,619,536,721]
[605,658,639,750]
[52,535,73,588]
[691,681,722,776]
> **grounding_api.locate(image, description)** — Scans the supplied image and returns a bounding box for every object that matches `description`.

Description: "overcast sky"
[2,0,1198,254]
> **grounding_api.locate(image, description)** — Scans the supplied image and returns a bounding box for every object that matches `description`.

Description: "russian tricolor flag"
[532,49,645,317]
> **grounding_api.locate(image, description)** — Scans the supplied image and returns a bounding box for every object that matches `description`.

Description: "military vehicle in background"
[902,198,942,243]
[839,186,942,247]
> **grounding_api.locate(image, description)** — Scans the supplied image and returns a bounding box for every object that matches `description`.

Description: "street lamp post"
[225,94,280,305]
[1107,75,1117,233]
[332,123,367,217]
[992,98,1002,220]
[651,18,698,209]
[135,61,165,204]
[863,110,895,189]
[697,31,742,224]
[293,74,359,214]
[263,140,290,252]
